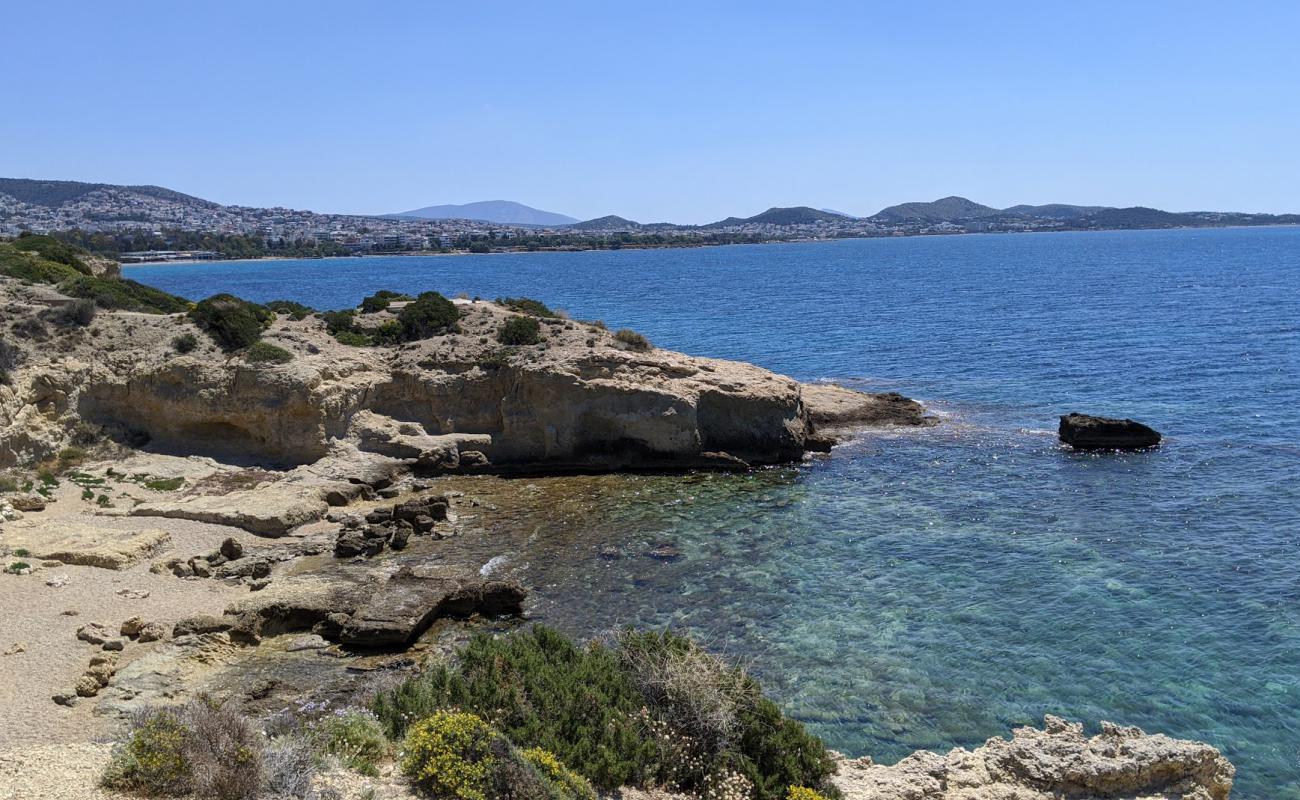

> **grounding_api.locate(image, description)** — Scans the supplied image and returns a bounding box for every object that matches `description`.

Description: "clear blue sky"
[2,1,1297,223]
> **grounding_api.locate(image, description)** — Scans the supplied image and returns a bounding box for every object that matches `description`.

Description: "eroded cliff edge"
[0,279,928,473]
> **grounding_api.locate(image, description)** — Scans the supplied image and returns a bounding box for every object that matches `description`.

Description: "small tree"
[498,316,542,346]
[398,292,459,340]
[191,294,272,351]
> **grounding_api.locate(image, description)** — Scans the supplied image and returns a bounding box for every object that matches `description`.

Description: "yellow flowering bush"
[521,747,598,800]
[786,787,829,800]
[401,711,498,800]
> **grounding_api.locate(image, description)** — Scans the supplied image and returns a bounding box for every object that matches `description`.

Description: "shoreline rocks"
[833,715,1233,800]
[1059,412,1162,451]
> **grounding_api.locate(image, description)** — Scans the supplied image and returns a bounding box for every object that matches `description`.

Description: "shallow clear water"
[129,228,1300,798]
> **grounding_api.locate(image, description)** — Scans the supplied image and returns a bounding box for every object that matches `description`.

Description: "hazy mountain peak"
[392,200,579,226]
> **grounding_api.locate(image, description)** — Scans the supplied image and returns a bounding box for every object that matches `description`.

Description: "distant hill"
[568,215,641,232]
[872,196,1001,223]
[392,200,578,226]
[1003,203,1111,220]
[0,177,217,209]
[705,206,843,228]
[819,208,857,218]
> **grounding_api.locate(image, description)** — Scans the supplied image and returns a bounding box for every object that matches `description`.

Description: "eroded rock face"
[1059,413,1162,451]
[3,521,171,570]
[802,383,936,438]
[1,288,883,473]
[832,716,1233,800]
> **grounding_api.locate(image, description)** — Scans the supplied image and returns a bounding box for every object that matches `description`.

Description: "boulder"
[219,537,244,561]
[1059,413,1161,451]
[3,522,171,570]
[338,568,526,648]
[137,622,167,642]
[120,617,146,638]
[802,383,935,434]
[9,493,46,512]
[832,715,1233,800]
[76,623,112,645]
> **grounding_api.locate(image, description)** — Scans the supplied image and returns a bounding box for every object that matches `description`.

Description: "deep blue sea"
[129,227,1300,798]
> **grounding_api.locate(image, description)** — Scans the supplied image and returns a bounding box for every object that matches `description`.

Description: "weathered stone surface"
[130,484,327,537]
[9,493,46,512]
[219,537,244,561]
[832,716,1233,800]
[3,522,171,570]
[76,623,111,645]
[1059,413,1162,451]
[338,567,526,648]
[172,614,232,637]
[120,617,146,638]
[802,383,936,435]
[137,622,167,642]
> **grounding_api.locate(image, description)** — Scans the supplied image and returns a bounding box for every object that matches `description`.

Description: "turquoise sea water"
[129,227,1300,798]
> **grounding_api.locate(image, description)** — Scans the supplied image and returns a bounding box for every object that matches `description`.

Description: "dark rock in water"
[1059,413,1162,451]
[389,526,411,550]
[598,545,622,560]
[364,507,392,524]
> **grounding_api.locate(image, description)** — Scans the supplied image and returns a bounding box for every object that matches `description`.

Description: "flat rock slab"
[339,566,526,648]
[802,383,934,430]
[2,521,171,570]
[130,484,327,536]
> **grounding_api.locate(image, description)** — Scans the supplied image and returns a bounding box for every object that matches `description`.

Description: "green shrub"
[0,476,18,493]
[398,292,459,340]
[370,320,403,346]
[141,477,184,492]
[172,333,199,354]
[498,316,543,346]
[58,275,190,314]
[46,298,97,327]
[11,548,29,557]
[401,711,498,800]
[374,626,657,789]
[319,309,358,335]
[191,294,272,351]
[496,297,558,318]
[243,341,294,364]
[521,747,598,800]
[614,329,652,351]
[0,245,84,284]
[359,290,412,313]
[5,562,31,574]
[334,330,372,347]
[9,233,92,274]
[313,710,388,777]
[375,626,837,799]
[101,708,192,795]
[265,300,314,320]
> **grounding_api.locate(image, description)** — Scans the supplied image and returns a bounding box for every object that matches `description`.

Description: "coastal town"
[4,178,1296,262]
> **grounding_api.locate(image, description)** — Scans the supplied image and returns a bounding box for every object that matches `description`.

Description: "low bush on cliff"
[496,297,559,318]
[191,294,274,351]
[102,697,265,799]
[498,315,543,346]
[172,332,199,353]
[58,274,190,314]
[44,298,97,327]
[9,233,92,274]
[400,710,596,800]
[265,299,315,320]
[243,341,294,364]
[311,709,388,776]
[614,328,652,351]
[0,243,84,284]
[359,290,412,313]
[371,626,838,799]
[398,291,460,340]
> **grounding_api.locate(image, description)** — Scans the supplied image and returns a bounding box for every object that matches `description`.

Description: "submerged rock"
[1059,413,1162,451]
[833,715,1232,800]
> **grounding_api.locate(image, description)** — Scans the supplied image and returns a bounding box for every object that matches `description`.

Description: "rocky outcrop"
[4,287,912,474]
[803,383,936,436]
[832,716,1233,800]
[2,521,171,570]
[1059,413,1162,451]
[338,566,526,647]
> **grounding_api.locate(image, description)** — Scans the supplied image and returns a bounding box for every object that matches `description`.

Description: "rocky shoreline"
[0,259,1233,799]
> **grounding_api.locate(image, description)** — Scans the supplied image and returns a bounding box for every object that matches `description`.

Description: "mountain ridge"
[391,200,579,226]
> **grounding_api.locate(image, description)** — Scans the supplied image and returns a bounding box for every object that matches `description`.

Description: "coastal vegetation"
[498,315,543,345]
[359,290,411,313]
[242,341,294,364]
[614,328,652,351]
[59,274,190,314]
[190,294,273,351]
[52,228,350,260]
[496,296,559,318]
[371,626,838,799]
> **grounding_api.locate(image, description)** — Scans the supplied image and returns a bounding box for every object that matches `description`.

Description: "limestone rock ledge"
[832,716,1233,800]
